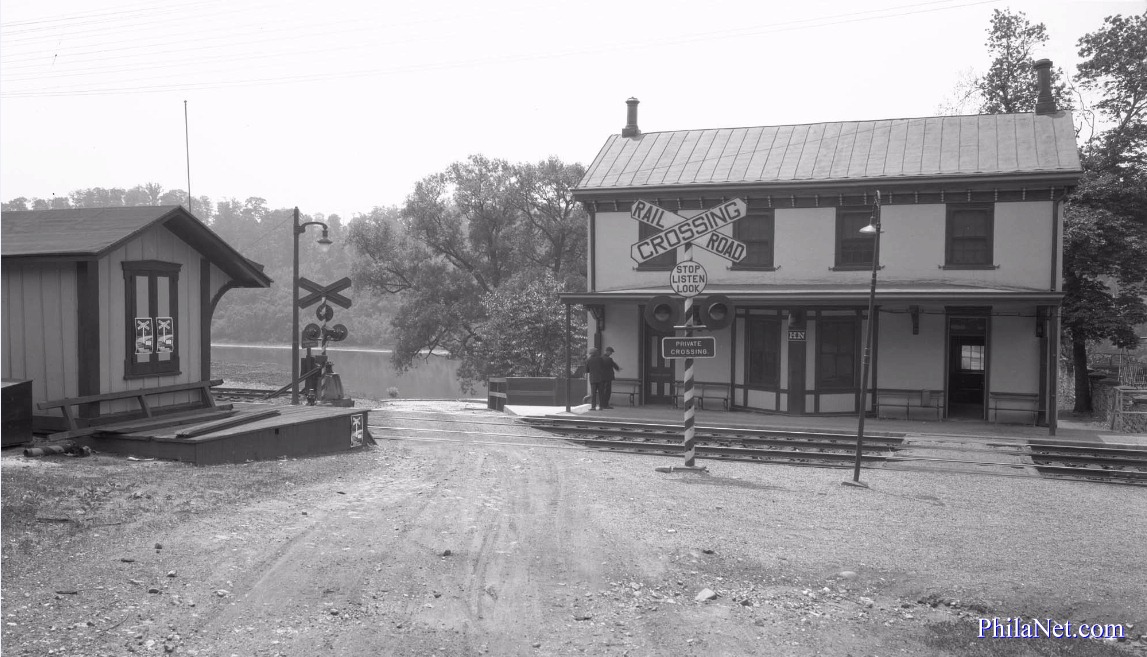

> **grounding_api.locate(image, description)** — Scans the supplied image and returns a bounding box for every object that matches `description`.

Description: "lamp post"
[845,191,881,488]
[291,207,333,405]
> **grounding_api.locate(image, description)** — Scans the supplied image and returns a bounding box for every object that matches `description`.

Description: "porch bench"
[609,378,641,406]
[673,381,731,410]
[989,392,1044,425]
[875,388,944,420]
[38,379,222,431]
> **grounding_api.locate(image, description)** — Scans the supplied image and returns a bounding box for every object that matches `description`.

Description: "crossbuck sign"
[630,198,749,265]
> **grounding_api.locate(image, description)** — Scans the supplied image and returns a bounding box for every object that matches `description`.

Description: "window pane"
[837,210,874,266]
[947,205,992,265]
[747,318,780,387]
[817,321,857,389]
[638,221,677,268]
[134,276,151,363]
[960,345,984,371]
[733,211,774,267]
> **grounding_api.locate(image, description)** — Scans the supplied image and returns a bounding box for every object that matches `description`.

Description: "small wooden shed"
[1,206,272,431]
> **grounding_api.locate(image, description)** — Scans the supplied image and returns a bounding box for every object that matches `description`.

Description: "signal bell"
[643,295,680,333]
[699,294,734,330]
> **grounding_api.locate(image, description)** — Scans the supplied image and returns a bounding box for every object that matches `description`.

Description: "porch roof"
[560,282,1063,306]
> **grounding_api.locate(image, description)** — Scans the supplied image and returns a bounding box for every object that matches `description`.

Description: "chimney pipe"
[622,97,640,138]
[1033,59,1057,115]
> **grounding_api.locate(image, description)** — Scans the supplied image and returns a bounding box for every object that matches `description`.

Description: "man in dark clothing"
[601,347,622,409]
[584,348,607,411]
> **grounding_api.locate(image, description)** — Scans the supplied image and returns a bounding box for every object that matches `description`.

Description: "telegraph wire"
[2,0,1003,99]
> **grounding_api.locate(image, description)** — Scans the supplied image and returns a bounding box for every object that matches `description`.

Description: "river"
[211,344,484,400]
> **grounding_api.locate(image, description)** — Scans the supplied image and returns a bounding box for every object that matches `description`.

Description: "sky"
[1,0,1142,221]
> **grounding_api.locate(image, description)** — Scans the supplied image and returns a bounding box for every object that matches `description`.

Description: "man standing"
[585,348,606,411]
[601,347,622,409]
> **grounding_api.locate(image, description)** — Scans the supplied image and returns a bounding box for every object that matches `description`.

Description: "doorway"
[643,327,674,405]
[947,316,987,419]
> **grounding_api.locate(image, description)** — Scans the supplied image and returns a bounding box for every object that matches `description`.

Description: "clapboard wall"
[1,261,80,406]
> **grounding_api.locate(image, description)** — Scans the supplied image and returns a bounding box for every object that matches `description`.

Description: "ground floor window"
[816,317,858,390]
[746,316,781,387]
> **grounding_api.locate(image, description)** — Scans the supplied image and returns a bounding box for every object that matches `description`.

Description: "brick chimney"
[622,97,640,138]
[1033,59,1057,115]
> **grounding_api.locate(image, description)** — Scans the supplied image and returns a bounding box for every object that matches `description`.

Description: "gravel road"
[2,400,1144,656]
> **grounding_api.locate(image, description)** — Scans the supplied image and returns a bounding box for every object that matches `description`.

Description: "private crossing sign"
[662,336,717,359]
[629,198,748,265]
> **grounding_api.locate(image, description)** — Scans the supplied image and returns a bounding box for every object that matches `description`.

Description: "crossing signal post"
[631,198,744,473]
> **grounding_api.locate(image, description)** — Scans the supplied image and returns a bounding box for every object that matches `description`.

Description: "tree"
[978,9,1072,114]
[1074,13,1147,170]
[347,155,588,388]
[1061,13,1147,412]
[456,272,587,390]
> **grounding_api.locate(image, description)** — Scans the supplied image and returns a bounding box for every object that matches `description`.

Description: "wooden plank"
[45,406,237,441]
[175,409,281,438]
[39,378,224,409]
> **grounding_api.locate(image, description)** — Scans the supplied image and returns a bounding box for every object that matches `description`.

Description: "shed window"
[124,261,180,378]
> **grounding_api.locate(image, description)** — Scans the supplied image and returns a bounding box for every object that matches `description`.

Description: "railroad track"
[520,416,1147,486]
[210,387,280,402]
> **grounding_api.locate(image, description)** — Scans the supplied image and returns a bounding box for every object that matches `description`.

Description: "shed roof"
[576,111,1081,196]
[1,206,271,287]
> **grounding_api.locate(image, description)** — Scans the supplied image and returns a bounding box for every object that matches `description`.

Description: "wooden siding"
[1,262,80,410]
[97,224,204,415]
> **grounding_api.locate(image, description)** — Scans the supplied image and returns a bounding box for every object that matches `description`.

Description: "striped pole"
[682,243,697,467]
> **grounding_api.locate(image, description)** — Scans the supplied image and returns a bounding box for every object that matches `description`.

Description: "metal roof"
[1,206,271,288]
[576,111,1081,194]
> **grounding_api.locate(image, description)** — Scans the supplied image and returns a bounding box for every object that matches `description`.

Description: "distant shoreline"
[213,343,395,354]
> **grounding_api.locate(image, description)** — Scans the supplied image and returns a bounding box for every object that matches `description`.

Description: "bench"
[875,388,944,420]
[673,381,731,410]
[989,392,1044,425]
[608,379,641,406]
[38,379,222,431]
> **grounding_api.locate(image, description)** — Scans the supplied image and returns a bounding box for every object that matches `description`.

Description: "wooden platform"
[80,403,370,465]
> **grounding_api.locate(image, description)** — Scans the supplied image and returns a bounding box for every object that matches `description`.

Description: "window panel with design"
[124,261,180,377]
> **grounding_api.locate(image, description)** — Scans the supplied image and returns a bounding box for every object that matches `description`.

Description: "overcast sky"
[1,0,1141,220]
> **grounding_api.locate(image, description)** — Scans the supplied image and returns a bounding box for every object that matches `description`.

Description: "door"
[948,335,986,418]
[644,328,674,404]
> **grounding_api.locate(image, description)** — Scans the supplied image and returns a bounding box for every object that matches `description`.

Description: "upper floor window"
[835,207,875,269]
[946,204,994,267]
[636,220,677,270]
[123,261,181,378]
[732,208,775,269]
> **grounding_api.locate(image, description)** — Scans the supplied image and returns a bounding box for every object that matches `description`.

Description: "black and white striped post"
[681,244,698,467]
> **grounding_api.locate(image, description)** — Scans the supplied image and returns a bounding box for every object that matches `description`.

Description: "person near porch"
[585,348,607,411]
[601,346,622,409]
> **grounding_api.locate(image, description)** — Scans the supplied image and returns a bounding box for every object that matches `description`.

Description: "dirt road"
[3,400,1144,656]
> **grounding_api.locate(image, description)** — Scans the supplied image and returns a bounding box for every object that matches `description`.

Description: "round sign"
[315,303,334,322]
[670,260,707,298]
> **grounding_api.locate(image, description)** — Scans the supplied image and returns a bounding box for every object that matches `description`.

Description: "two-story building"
[562,60,1081,426]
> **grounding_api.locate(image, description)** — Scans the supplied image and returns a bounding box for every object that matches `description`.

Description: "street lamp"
[292,207,332,405]
[845,191,882,488]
